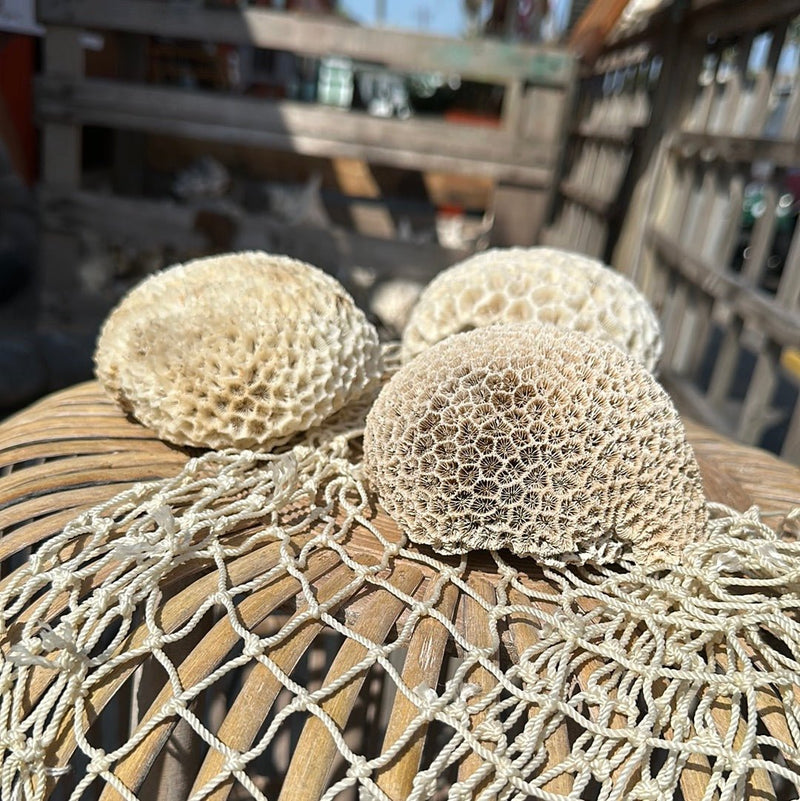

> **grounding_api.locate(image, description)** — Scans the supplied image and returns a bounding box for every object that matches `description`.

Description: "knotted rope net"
[1,381,799,801]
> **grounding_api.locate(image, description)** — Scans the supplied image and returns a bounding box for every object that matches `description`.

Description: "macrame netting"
[1,373,799,800]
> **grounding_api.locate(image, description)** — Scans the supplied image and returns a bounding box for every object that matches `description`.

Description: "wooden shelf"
[40,188,468,281]
[36,77,554,185]
[672,130,800,169]
[37,0,574,87]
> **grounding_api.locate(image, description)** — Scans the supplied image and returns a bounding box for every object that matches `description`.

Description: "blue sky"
[338,0,572,39]
[339,0,473,36]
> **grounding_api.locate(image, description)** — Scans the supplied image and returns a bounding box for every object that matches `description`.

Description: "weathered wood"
[569,0,632,64]
[36,0,574,87]
[39,188,467,290]
[648,227,800,349]
[558,178,615,217]
[277,568,424,801]
[689,0,800,39]
[374,583,459,800]
[671,131,800,168]
[736,338,782,445]
[36,77,554,186]
[40,27,84,311]
[489,184,548,247]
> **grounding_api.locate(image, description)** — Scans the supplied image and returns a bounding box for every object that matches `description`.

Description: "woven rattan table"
[1,382,799,801]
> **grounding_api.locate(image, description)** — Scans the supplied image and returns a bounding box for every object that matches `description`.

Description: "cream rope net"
[1,372,799,800]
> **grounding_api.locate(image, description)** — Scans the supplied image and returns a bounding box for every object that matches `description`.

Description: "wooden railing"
[34,1,577,328]
[553,0,800,462]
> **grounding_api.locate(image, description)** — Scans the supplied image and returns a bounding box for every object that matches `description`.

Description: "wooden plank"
[689,0,800,40]
[706,316,745,408]
[41,29,82,189]
[671,131,800,169]
[519,86,567,144]
[569,0,631,64]
[36,0,575,87]
[40,26,84,321]
[734,291,800,351]
[744,24,788,137]
[111,33,148,197]
[741,183,779,285]
[36,77,554,185]
[39,188,466,274]
[737,339,782,445]
[277,567,423,801]
[688,170,744,390]
[559,179,614,217]
[781,396,800,463]
[649,227,800,349]
[489,184,547,247]
[501,79,524,132]
[574,121,638,144]
[775,212,800,309]
[661,169,716,371]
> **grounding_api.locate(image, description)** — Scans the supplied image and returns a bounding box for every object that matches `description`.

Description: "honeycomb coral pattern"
[95,252,382,450]
[365,324,707,566]
[401,247,662,371]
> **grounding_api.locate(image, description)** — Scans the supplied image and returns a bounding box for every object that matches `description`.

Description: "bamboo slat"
[1,382,799,800]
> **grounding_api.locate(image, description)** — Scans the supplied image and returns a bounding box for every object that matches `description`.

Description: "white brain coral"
[94,251,382,450]
[364,324,707,566]
[401,246,662,371]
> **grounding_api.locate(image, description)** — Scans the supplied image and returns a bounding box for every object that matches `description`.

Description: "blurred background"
[0,0,577,411]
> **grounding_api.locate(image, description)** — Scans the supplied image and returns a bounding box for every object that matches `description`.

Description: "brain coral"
[401,247,662,371]
[364,324,707,566]
[95,251,382,450]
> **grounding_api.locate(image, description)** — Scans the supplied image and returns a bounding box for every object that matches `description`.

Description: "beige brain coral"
[364,324,707,566]
[95,251,381,450]
[401,247,662,371]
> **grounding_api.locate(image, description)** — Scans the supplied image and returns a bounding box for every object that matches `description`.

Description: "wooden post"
[40,27,84,325]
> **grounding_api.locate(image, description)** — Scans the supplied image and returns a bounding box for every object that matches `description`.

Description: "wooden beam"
[689,0,800,39]
[36,77,554,185]
[39,188,468,281]
[574,121,638,144]
[568,0,632,65]
[36,0,574,87]
[559,178,615,217]
[649,226,800,349]
[672,131,800,169]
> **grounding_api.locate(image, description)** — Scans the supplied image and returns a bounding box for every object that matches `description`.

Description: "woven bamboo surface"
[2,382,797,550]
[1,381,799,801]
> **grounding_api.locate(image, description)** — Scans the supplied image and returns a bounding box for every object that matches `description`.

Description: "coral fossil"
[365,324,707,565]
[401,246,662,371]
[94,251,381,450]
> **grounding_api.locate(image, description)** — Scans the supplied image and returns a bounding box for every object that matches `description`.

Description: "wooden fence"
[550,0,800,463]
[34,0,576,327]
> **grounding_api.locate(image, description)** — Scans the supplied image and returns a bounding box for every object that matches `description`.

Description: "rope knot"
[88,750,113,775]
[347,755,372,780]
[224,751,248,773]
[49,567,75,593]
